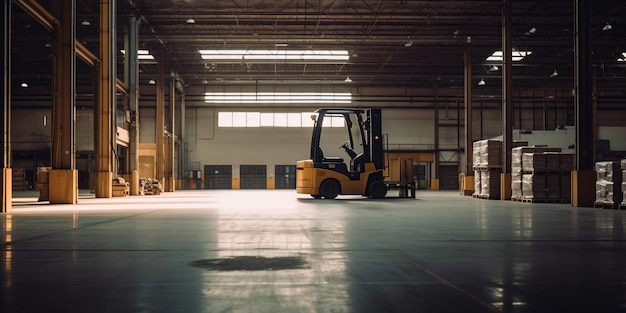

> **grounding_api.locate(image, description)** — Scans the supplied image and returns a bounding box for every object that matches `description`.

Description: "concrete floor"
[1,190,626,313]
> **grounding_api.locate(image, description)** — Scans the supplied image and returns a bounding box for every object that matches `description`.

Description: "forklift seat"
[316,147,344,163]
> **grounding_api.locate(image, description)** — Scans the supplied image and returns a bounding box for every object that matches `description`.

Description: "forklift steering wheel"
[339,141,357,159]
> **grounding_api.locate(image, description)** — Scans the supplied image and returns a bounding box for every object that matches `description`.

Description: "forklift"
[296,108,387,199]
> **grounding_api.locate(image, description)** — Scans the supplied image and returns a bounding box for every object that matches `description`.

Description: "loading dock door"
[439,165,460,190]
[275,165,296,189]
[204,165,232,189]
[240,165,266,189]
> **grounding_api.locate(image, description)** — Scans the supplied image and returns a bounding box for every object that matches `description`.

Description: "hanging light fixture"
[344,76,352,82]
[489,65,499,72]
[550,69,558,77]
[148,79,156,85]
[477,79,486,86]
[602,22,612,31]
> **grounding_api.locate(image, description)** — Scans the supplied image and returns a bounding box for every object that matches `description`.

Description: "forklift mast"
[368,108,383,170]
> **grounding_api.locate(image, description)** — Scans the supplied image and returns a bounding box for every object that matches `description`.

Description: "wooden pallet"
[594,202,619,210]
[473,194,499,200]
[512,197,570,203]
[472,166,502,171]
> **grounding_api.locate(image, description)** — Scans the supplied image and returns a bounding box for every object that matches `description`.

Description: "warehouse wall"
[177,107,439,182]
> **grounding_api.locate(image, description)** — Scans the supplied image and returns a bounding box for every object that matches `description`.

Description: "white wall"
[181,107,441,178]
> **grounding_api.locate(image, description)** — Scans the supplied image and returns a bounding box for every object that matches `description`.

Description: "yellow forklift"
[296,108,387,199]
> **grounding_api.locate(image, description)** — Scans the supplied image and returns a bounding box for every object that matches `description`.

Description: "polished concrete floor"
[1,189,626,313]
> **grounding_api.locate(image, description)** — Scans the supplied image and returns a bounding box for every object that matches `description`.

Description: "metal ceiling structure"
[9,0,626,103]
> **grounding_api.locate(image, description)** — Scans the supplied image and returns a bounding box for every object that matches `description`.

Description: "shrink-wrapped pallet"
[481,140,502,167]
[512,176,523,199]
[595,161,623,206]
[473,170,482,196]
[522,173,547,199]
[523,153,547,171]
[480,169,501,199]
[472,141,482,168]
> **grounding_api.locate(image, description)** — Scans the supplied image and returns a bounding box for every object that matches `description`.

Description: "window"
[217,112,344,128]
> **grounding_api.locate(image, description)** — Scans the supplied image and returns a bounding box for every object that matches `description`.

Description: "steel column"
[166,75,176,192]
[94,0,115,198]
[125,13,140,195]
[156,61,165,187]
[500,0,513,200]
[433,83,439,188]
[462,41,474,196]
[1,0,12,213]
[572,0,595,207]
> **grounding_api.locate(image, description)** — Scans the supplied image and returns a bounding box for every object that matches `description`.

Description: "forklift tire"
[369,180,387,199]
[311,195,322,199]
[319,179,340,199]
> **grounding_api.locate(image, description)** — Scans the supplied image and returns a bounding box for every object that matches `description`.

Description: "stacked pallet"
[473,139,528,199]
[112,177,130,197]
[12,168,27,191]
[140,178,162,195]
[473,140,502,199]
[37,167,51,201]
[511,147,573,202]
[595,161,623,209]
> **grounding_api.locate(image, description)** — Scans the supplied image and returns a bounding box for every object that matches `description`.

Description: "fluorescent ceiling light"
[120,49,155,60]
[486,50,532,62]
[198,49,349,62]
[204,92,352,104]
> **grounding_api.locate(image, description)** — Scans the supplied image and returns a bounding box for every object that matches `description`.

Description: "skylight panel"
[204,92,351,104]
[198,49,349,62]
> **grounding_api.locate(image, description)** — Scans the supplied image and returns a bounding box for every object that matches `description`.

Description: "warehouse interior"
[2,0,626,312]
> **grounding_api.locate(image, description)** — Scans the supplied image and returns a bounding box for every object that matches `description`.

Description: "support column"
[94,0,115,198]
[432,83,440,190]
[572,0,595,207]
[156,61,165,188]
[125,13,140,195]
[1,0,12,213]
[462,40,474,196]
[50,0,77,204]
[500,0,513,200]
[165,75,176,192]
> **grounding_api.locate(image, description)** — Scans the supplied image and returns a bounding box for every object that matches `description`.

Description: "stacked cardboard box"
[473,140,502,168]
[12,168,27,191]
[472,139,502,199]
[472,139,528,199]
[512,146,573,202]
[37,167,51,201]
[595,161,623,208]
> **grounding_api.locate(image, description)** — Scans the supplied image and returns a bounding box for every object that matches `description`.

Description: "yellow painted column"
[430,179,440,190]
[500,173,512,200]
[50,0,79,203]
[572,171,595,207]
[2,169,12,213]
[49,169,78,204]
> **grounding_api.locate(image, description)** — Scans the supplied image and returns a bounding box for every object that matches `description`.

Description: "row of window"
[217,112,345,128]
